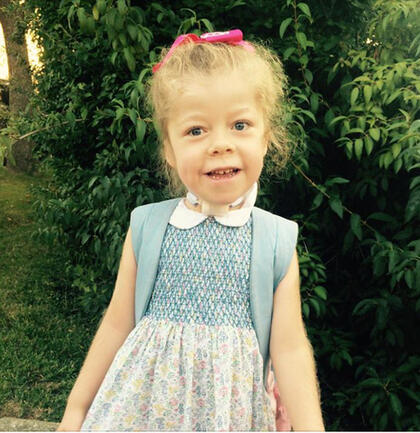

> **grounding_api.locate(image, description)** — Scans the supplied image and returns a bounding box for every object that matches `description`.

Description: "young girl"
[58,29,324,432]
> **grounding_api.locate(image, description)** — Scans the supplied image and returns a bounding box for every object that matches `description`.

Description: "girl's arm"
[270,249,325,431]
[57,228,137,431]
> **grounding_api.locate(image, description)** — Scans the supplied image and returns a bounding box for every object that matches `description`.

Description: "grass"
[0,166,97,422]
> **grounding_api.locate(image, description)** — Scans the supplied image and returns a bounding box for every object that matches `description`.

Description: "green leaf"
[301,109,316,123]
[409,119,420,132]
[345,140,353,158]
[343,229,354,253]
[359,378,382,388]
[119,33,128,47]
[389,393,402,416]
[279,18,293,38]
[200,18,214,32]
[384,152,393,169]
[302,302,309,318]
[130,88,139,107]
[365,136,374,155]
[123,47,136,72]
[350,213,363,240]
[310,93,319,113]
[92,5,99,20]
[329,115,347,127]
[354,138,363,160]
[77,7,87,29]
[314,285,327,300]
[409,177,420,189]
[326,177,350,185]
[97,0,106,14]
[311,192,324,209]
[394,158,403,174]
[367,392,380,408]
[341,351,353,366]
[404,270,413,289]
[297,2,311,19]
[65,110,76,128]
[391,143,401,158]
[127,25,138,41]
[136,118,146,142]
[283,47,295,59]
[115,107,125,121]
[329,196,344,218]
[117,0,128,15]
[378,412,388,430]
[402,387,420,403]
[353,299,376,315]
[388,249,398,273]
[309,298,320,316]
[324,109,334,130]
[296,32,308,50]
[304,69,313,85]
[363,85,372,103]
[88,176,98,189]
[367,212,395,222]
[81,107,88,120]
[386,89,401,104]
[350,87,359,105]
[127,108,137,125]
[81,233,90,245]
[330,352,341,370]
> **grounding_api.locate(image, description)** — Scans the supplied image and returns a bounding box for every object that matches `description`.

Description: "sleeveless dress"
[81,216,276,431]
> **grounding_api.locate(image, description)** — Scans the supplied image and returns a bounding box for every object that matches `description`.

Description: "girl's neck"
[183,199,243,216]
[184,183,256,216]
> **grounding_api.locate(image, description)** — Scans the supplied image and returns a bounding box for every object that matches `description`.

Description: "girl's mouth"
[205,168,240,180]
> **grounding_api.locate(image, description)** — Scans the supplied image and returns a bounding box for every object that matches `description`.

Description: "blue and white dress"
[82,187,276,431]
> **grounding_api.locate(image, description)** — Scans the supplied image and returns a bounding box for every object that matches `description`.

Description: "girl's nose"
[207,134,235,155]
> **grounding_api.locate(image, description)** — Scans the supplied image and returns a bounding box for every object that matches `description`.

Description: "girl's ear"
[164,139,176,167]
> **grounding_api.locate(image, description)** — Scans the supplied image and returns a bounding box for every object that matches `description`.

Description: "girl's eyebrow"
[177,113,208,124]
[177,107,254,124]
[229,107,253,115]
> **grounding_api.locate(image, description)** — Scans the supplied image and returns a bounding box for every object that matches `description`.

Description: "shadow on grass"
[0,167,99,422]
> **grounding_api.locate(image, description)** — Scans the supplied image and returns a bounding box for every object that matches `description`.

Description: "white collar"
[169,183,257,229]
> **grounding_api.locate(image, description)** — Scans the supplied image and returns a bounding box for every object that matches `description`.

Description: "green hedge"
[17,0,420,429]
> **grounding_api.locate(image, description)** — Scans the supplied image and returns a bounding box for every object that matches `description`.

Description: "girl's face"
[164,70,267,207]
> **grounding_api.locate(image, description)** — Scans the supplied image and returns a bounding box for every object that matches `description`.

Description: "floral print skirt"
[81,316,276,431]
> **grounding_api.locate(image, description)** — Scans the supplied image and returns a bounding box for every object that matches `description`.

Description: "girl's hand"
[56,407,86,431]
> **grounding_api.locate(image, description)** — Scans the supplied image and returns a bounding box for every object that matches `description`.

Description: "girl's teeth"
[207,169,238,179]
[212,169,233,175]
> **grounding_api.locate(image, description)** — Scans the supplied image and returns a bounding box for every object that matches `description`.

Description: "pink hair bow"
[152,29,254,73]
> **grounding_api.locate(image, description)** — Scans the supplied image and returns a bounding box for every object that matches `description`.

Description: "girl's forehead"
[179,68,253,90]
[168,70,259,106]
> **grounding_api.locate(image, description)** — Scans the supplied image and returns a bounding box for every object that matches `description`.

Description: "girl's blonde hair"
[146,38,290,194]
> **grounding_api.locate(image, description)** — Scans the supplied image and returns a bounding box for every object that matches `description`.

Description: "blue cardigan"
[130,198,298,379]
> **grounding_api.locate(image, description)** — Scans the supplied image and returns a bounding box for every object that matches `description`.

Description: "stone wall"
[0,417,58,432]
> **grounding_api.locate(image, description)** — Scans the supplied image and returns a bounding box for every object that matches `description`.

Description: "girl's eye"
[234,121,248,131]
[188,127,202,136]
